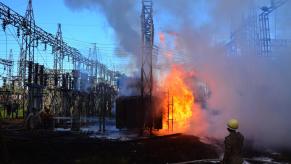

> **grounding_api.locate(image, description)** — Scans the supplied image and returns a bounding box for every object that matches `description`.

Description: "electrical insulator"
[54,73,58,87]
[44,73,48,87]
[11,80,14,90]
[17,27,20,37]
[34,63,39,84]
[66,73,69,90]
[3,78,7,88]
[7,9,11,19]
[39,65,44,86]
[28,61,33,84]
[2,21,6,31]
[62,74,66,89]
[69,75,72,90]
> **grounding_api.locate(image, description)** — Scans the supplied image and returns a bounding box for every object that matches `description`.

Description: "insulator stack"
[69,75,72,90]
[39,65,44,86]
[34,63,39,84]
[80,72,88,92]
[12,80,15,90]
[28,61,33,84]
[3,78,7,87]
[66,73,70,90]
[72,70,79,91]
[54,73,58,87]
[62,74,66,89]
[44,73,48,87]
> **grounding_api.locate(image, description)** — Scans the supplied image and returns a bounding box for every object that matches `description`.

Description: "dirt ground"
[1,120,291,164]
[1,131,217,164]
[0,120,218,164]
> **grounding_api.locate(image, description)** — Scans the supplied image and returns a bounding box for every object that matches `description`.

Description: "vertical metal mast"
[53,23,63,87]
[141,0,154,130]
[19,0,35,86]
[24,0,35,62]
[258,0,287,56]
[20,0,35,116]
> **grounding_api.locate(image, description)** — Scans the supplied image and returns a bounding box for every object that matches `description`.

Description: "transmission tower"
[258,0,287,56]
[90,43,97,78]
[140,0,154,131]
[18,0,35,87]
[56,23,64,73]
[53,23,64,87]
[141,0,154,98]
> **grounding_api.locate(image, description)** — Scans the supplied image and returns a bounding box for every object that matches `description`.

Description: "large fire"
[157,32,207,134]
[160,65,194,132]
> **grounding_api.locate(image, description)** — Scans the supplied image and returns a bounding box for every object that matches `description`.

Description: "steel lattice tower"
[140,0,154,131]
[258,0,287,56]
[53,23,64,87]
[141,0,154,99]
[18,0,35,87]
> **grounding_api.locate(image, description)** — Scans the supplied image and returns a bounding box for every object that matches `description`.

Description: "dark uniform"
[222,131,244,164]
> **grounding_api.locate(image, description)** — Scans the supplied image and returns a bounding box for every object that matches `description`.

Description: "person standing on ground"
[222,119,244,164]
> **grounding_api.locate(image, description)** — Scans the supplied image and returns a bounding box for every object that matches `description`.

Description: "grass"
[0,105,25,119]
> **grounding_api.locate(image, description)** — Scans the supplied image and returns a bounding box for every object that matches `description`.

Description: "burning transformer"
[115,72,211,132]
[116,95,163,130]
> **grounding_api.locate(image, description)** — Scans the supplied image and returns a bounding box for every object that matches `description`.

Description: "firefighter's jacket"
[222,131,244,164]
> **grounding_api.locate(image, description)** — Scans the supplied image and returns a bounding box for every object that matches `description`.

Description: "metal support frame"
[0,1,117,83]
[225,0,288,57]
[259,7,272,56]
[141,0,154,131]
[0,0,121,120]
[258,0,287,56]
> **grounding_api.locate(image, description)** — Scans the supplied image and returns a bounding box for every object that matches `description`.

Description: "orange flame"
[156,31,207,135]
[160,65,194,132]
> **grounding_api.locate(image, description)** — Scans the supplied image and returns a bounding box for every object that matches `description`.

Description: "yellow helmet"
[227,119,239,130]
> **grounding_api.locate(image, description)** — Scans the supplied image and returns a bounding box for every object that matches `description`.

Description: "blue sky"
[0,0,214,75]
[1,0,289,78]
[0,0,228,77]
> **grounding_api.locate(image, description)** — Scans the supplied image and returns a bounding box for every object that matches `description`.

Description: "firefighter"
[222,119,244,164]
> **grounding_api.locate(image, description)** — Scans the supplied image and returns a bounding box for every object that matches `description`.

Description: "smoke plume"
[155,0,291,149]
[64,0,140,57]
[64,0,291,148]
